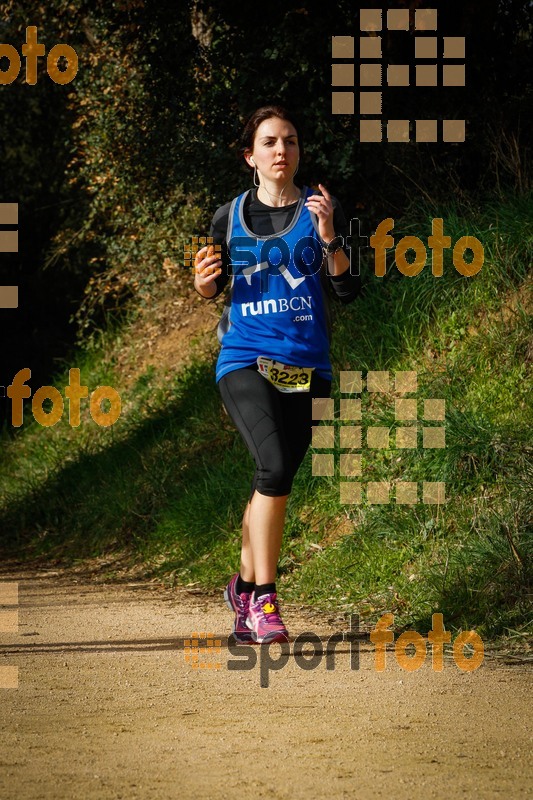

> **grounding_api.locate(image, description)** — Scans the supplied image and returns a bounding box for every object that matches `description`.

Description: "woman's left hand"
[304,182,336,244]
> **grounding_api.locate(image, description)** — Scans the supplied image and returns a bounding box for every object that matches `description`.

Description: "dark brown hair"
[239,105,303,169]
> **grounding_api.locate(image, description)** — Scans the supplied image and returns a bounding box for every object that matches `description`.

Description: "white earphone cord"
[251,158,300,203]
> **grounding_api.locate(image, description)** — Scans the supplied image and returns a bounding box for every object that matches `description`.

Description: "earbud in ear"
[250,157,255,164]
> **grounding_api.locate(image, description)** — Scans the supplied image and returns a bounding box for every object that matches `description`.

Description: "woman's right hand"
[193,245,223,298]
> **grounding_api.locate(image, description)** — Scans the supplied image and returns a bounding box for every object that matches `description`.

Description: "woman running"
[194,105,360,644]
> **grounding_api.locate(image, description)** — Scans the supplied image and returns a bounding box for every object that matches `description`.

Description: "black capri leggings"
[218,364,332,499]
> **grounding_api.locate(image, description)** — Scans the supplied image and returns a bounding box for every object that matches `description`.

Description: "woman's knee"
[255,461,294,496]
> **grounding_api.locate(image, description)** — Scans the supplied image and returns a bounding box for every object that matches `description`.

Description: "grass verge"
[1,191,531,644]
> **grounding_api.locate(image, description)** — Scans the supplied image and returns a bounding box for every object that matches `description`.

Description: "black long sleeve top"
[205,186,361,304]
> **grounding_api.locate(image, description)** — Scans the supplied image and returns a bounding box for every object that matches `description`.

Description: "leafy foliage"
[1,0,531,349]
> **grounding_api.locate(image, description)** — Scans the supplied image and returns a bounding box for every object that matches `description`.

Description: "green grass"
[1,191,531,643]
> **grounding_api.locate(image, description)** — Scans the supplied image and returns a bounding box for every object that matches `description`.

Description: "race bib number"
[257,357,313,393]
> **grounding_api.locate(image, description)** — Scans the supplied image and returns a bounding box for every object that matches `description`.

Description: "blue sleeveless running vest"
[215,186,332,383]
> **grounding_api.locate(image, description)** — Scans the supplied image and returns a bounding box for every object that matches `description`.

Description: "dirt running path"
[0,562,531,800]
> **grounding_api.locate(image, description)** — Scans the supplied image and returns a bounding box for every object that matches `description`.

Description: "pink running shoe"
[246,592,289,644]
[224,573,254,644]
